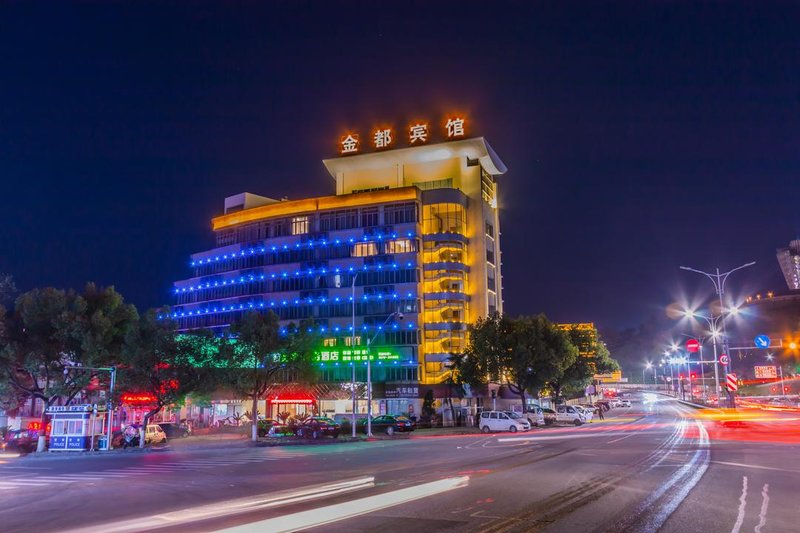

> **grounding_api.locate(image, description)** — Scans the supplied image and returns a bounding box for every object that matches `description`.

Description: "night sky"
[2,2,799,334]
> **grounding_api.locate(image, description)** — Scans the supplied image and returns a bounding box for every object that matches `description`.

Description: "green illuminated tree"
[118,309,218,446]
[217,311,319,442]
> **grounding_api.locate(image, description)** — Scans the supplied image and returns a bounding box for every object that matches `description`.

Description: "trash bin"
[97,437,109,451]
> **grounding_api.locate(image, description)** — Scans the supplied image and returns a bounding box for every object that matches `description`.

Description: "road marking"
[219,476,470,533]
[710,461,800,474]
[67,477,377,533]
[754,484,769,533]
[731,476,748,533]
[606,433,635,444]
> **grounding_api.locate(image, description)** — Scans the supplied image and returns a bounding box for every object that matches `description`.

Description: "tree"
[0,285,138,451]
[551,325,619,401]
[118,309,218,447]
[504,315,578,413]
[455,314,578,413]
[218,311,319,442]
[0,273,17,306]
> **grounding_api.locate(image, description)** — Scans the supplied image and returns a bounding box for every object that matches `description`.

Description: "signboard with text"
[754,366,778,379]
[315,348,400,363]
[339,115,468,155]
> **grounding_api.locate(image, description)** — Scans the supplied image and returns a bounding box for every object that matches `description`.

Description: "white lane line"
[711,461,800,474]
[497,431,630,442]
[731,476,748,533]
[754,484,769,533]
[606,433,635,444]
[67,476,377,533]
[219,476,470,533]
[0,480,51,487]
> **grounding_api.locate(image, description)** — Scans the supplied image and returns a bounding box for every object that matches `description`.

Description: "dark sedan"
[158,422,191,439]
[295,417,341,439]
[362,415,415,436]
[2,429,38,454]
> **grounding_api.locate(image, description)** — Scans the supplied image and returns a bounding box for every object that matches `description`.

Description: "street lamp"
[364,311,404,437]
[680,262,755,408]
[643,362,653,385]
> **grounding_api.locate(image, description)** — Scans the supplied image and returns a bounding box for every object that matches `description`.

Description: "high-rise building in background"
[776,239,800,290]
[170,127,506,416]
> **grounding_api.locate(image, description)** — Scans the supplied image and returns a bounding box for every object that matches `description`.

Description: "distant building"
[776,239,800,290]
[170,133,507,423]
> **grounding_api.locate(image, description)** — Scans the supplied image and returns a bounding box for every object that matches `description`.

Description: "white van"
[479,411,528,433]
[555,405,585,426]
[145,424,167,444]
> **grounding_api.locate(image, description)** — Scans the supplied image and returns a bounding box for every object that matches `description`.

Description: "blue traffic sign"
[754,335,771,349]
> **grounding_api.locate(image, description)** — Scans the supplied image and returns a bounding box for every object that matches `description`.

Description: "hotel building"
[171,135,507,416]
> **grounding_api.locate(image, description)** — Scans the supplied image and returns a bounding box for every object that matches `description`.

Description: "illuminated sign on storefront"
[339,115,466,155]
[314,348,401,363]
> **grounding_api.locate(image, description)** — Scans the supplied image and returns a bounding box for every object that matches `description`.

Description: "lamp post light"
[680,262,755,408]
[643,362,653,385]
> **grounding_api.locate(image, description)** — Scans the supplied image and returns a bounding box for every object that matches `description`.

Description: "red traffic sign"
[726,373,738,392]
[719,354,730,365]
[686,339,700,353]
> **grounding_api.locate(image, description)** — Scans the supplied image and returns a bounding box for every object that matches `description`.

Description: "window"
[486,249,495,264]
[386,238,413,254]
[361,208,379,228]
[384,202,418,225]
[423,203,465,234]
[291,216,310,235]
[320,209,359,231]
[490,412,498,419]
[413,178,453,191]
[352,242,378,257]
[485,222,494,238]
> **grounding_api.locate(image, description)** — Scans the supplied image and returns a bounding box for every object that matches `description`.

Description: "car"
[144,424,167,444]
[523,407,547,427]
[555,405,585,426]
[479,410,528,433]
[362,415,415,436]
[504,411,532,431]
[619,399,632,408]
[257,418,279,437]
[540,408,557,425]
[573,405,594,422]
[1,429,38,454]
[158,422,191,439]
[295,417,341,439]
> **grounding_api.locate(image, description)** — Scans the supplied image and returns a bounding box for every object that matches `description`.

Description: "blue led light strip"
[175,261,416,294]
[190,232,417,266]
[174,291,417,317]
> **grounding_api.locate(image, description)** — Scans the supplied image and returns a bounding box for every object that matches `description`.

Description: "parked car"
[479,411,528,433]
[555,405,585,426]
[524,407,547,427]
[573,405,594,422]
[257,418,279,438]
[1,429,38,454]
[619,399,632,408]
[144,424,167,444]
[361,415,415,436]
[540,408,557,425]
[158,422,191,439]
[504,412,532,431]
[295,417,341,439]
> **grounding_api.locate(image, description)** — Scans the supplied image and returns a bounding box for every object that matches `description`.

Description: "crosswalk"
[0,449,310,490]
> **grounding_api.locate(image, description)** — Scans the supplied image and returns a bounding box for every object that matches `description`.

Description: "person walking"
[596,405,605,421]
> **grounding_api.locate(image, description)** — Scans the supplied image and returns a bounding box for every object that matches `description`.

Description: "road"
[1,395,798,532]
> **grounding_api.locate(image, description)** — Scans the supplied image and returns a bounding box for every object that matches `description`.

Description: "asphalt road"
[1,395,798,532]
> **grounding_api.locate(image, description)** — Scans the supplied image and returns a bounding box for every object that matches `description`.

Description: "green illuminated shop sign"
[315,348,400,363]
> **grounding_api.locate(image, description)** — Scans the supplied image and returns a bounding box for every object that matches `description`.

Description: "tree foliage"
[0,285,137,415]
[117,309,218,436]
[215,311,319,441]
[551,325,619,401]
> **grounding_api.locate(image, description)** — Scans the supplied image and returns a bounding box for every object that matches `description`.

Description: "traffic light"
[679,373,685,379]
[784,386,790,393]
[771,387,777,393]
[690,373,696,380]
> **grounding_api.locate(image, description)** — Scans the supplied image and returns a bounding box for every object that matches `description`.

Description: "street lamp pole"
[351,273,357,438]
[680,262,755,408]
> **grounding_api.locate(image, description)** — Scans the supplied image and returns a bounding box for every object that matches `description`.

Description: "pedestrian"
[596,405,604,420]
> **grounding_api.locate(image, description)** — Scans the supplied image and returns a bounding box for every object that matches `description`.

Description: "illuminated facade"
[777,239,800,291]
[171,137,506,387]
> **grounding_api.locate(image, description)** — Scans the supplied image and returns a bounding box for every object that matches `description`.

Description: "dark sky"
[2,1,799,334]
